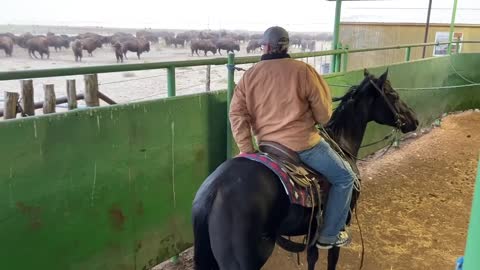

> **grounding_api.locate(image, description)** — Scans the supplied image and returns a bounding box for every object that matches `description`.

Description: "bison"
[0,32,18,44]
[246,39,261,53]
[122,38,150,59]
[215,39,240,55]
[301,40,316,52]
[47,35,70,51]
[113,42,123,63]
[136,30,159,43]
[0,36,14,56]
[72,40,83,62]
[26,36,50,59]
[165,36,185,48]
[81,37,102,56]
[17,32,34,48]
[190,39,217,56]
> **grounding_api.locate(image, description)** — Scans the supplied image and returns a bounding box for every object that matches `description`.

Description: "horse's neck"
[325,101,371,158]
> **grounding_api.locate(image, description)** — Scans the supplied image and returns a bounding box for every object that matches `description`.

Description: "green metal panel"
[0,54,479,270]
[0,92,227,270]
[463,158,480,270]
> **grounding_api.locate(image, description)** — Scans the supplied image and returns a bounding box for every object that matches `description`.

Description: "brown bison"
[190,39,217,56]
[26,36,50,59]
[17,32,34,48]
[301,40,316,52]
[72,40,83,62]
[121,38,150,59]
[0,32,18,44]
[81,37,102,56]
[165,36,185,48]
[215,39,240,55]
[0,36,14,56]
[76,33,110,46]
[113,42,123,63]
[246,39,261,53]
[47,35,70,51]
[136,30,159,43]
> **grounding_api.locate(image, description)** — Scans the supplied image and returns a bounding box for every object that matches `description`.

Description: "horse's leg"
[306,245,319,270]
[327,247,341,270]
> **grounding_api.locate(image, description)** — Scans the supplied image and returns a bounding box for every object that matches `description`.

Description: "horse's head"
[363,69,418,133]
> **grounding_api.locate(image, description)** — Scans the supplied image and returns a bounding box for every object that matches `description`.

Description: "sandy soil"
[154,110,480,270]
[0,41,330,112]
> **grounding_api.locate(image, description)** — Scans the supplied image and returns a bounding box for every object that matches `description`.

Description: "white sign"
[433,32,463,56]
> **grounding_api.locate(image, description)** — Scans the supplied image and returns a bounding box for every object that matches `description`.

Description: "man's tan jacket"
[229,58,332,153]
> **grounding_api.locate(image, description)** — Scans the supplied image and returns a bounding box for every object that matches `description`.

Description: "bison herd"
[0,30,331,62]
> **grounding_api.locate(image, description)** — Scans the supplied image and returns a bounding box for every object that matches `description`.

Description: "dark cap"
[260,26,289,47]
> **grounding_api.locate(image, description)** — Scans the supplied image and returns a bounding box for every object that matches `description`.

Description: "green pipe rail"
[448,0,459,54]
[463,158,480,270]
[226,53,235,158]
[331,0,343,72]
[1,41,478,82]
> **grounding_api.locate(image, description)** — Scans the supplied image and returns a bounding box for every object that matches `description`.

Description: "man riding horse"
[229,26,356,249]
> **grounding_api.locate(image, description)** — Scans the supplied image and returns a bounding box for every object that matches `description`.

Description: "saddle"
[258,141,331,199]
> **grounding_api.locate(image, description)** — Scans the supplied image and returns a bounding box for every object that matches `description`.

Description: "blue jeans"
[298,139,356,243]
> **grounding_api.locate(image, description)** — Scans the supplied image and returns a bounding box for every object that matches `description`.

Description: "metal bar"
[331,0,343,72]
[226,53,235,159]
[1,41,479,81]
[98,91,117,105]
[0,58,230,81]
[167,66,176,97]
[422,0,433,58]
[405,47,412,62]
[335,43,342,72]
[342,45,349,72]
[463,159,480,270]
[448,0,459,54]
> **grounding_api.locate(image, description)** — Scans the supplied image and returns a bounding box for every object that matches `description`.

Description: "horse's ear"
[378,69,389,86]
[364,68,370,77]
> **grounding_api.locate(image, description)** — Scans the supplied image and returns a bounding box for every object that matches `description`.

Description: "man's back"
[229,57,332,153]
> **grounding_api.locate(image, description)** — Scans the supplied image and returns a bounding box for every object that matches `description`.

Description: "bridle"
[369,79,405,129]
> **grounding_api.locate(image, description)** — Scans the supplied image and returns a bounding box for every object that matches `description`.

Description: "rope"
[449,57,478,84]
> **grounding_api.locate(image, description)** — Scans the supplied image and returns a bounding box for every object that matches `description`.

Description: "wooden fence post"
[67,79,77,110]
[21,80,35,116]
[4,92,19,119]
[43,84,56,114]
[84,74,99,107]
[206,65,211,92]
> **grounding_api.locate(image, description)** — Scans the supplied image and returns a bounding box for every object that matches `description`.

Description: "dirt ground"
[0,41,329,111]
[155,110,480,270]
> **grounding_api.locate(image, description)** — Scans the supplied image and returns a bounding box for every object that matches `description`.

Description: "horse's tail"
[192,178,219,270]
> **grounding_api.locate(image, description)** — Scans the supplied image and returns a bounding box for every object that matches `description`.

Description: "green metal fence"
[0,42,479,270]
[463,158,480,270]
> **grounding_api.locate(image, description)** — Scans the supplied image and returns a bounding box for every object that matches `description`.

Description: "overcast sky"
[1,0,479,32]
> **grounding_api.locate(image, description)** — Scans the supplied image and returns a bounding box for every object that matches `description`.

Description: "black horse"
[192,69,419,270]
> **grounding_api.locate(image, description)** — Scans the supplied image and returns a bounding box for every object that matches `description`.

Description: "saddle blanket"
[237,153,317,208]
